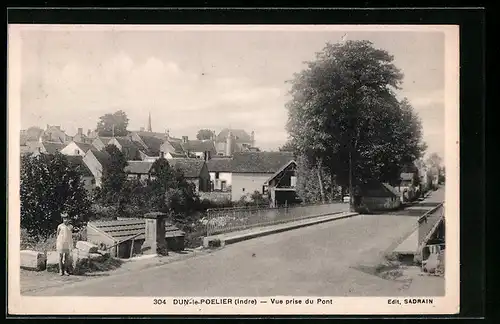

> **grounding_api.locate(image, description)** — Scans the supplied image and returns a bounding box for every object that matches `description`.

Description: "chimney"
[87,129,91,136]
[55,126,61,130]
[46,124,50,130]
[225,130,233,157]
[147,112,152,132]
[204,150,211,162]
[182,136,188,144]
[251,131,255,146]
[165,129,170,140]
[78,128,83,135]
[140,127,145,132]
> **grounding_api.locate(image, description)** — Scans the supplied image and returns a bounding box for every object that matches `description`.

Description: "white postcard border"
[8,24,460,316]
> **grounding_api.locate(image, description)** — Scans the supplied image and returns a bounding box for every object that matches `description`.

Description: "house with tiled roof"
[264,160,298,207]
[206,157,233,192]
[124,161,155,182]
[108,136,144,161]
[129,131,166,157]
[26,141,66,156]
[180,137,217,160]
[82,149,111,187]
[40,125,72,143]
[160,140,187,159]
[60,141,94,157]
[123,158,209,192]
[72,128,94,144]
[168,158,211,192]
[215,128,255,156]
[230,151,295,202]
[91,136,113,151]
[66,155,95,192]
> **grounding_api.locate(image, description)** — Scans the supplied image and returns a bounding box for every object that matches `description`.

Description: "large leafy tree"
[147,158,199,219]
[25,126,44,141]
[426,152,443,173]
[426,152,444,183]
[96,110,129,136]
[286,40,426,204]
[196,129,215,140]
[20,153,91,238]
[295,154,339,204]
[99,144,128,205]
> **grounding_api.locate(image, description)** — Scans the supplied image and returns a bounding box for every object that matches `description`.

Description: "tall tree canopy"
[426,152,444,180]
[286,40,426,196]
[146,158,199,223]
[20,153,91,238]
[99,144,128,205]
[426,152,443,171]
[96,110,129,136]
[25,126,44,140]
[196,129,215,140]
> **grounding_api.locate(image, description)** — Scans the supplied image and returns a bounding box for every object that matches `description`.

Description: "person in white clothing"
[56,213,73,276]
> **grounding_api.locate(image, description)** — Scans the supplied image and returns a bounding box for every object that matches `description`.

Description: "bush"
[20,228,57,253]
[208,238,221,248]
[184,229,205,249]
[21,153,91,238]
[197,198,233,211]
[90,203,120,221]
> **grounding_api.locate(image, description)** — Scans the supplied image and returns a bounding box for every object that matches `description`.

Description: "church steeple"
[147,112,152,132]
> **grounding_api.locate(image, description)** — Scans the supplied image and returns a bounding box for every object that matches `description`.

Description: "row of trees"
[283,40,428,204]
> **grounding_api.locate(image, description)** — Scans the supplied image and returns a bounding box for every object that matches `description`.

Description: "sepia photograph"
[8,23,459,315]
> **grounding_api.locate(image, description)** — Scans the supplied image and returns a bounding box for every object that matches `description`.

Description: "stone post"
[270,187,276,208]
[142,212,168,256]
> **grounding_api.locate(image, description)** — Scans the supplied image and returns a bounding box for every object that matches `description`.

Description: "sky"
[18,26,446,158]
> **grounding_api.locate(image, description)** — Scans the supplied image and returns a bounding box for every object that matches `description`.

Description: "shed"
[355,181,402,213]
[86,218,185,258]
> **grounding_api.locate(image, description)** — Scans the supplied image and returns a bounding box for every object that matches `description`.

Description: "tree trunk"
[317,160,325,204]
[330,172,336,202]
[349,150,355,212]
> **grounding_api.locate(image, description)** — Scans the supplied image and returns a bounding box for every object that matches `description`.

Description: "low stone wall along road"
[26,188,445,297]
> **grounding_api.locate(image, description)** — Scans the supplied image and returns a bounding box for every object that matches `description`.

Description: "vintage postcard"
[8,24,459,315]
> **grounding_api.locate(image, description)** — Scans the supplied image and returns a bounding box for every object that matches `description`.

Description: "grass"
[20,229,57,252]
[21,228,88,253]
[79,257,124,273]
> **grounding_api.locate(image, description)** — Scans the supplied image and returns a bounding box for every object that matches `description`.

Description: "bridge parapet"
[203,202,349,236]
[415,203,445,263]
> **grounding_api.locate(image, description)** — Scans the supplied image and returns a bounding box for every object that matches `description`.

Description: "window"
[242,188,245,192]
[262,185,269,194]
[91,179,96,185]
[215,172,220,179]
[221,180,227,191]
[75,149,80,155]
